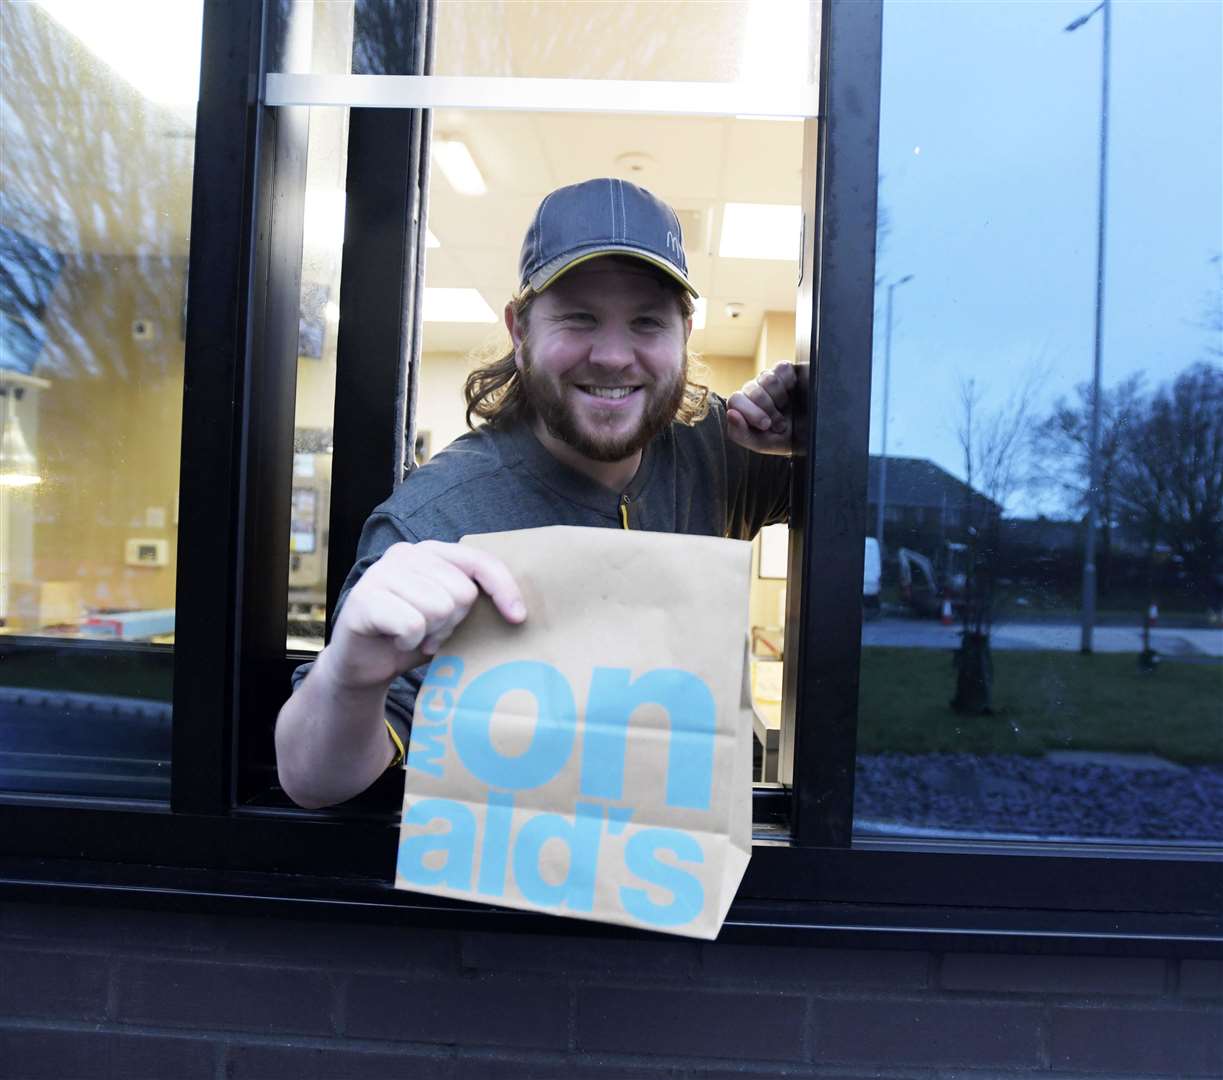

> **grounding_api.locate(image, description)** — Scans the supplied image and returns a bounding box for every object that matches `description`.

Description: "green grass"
[858,647,1223,764]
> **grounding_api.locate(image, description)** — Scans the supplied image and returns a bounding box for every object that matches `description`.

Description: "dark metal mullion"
[403,0,437,478]
[232,84,314,798]
[782,0,885,846]
[171,0,270,814]
[325,1,429,626]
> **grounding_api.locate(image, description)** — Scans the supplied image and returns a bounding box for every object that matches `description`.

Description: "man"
[276,178,796,808]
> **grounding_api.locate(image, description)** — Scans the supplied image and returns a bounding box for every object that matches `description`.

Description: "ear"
[505,301,526,348]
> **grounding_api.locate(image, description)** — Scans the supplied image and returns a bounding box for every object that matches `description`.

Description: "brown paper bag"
[394,525,754,939]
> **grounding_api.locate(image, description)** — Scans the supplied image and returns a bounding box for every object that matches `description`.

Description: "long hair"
[463,279,709,431]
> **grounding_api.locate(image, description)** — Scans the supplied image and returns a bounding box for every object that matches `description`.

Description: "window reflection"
[0,1,202,797]
[857,0,1223,845]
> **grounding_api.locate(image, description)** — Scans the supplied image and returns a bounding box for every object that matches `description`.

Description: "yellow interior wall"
[30,256,185,614]
[295,350,338,432]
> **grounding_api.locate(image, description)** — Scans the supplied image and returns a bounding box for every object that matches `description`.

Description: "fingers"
[725,408,752,439]
[729,363,796,434]
[344,585,429,653]
[426,542,527,624]
[335,540,527,667]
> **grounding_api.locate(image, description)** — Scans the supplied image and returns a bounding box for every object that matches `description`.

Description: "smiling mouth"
[578,385,640,400]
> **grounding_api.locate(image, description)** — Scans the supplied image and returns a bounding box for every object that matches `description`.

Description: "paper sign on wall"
[394,525,755,940]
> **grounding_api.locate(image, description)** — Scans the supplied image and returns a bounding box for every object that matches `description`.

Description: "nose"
[587,323,635,369]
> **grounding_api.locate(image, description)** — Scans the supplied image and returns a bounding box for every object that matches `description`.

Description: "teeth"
[582,386,636,399]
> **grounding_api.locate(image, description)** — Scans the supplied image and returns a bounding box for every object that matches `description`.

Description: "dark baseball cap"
[518,178,699,298]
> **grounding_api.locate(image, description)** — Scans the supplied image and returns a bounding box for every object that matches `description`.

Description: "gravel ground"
[854,752,1223,844]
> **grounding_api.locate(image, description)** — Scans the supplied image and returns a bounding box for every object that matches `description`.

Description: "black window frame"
[0,0,1219,954]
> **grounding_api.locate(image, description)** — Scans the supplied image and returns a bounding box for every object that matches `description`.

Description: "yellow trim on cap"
[534,249,699,298]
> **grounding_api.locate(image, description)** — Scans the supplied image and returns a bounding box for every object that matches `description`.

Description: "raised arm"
[274,540,525,808]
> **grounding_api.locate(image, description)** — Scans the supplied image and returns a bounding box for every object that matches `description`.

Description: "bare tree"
[950,372,1040,714]
[1029,373,1147,592]
[1199,254,1221,360]
[957,374,1038,524]
[1115,363,1223,607]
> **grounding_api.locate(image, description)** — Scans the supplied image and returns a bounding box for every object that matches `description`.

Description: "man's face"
[509,259,691,464]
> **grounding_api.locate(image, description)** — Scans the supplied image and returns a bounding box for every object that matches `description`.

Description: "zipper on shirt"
[619,494,630,530]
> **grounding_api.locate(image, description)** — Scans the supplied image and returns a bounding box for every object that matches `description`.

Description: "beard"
[518,344,688,463]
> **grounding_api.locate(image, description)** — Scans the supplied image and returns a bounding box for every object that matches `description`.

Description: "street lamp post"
[1066,0,1111,654]
[876,274,914,553]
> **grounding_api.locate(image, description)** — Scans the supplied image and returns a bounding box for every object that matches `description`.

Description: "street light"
[1065,0,1110,654]
[876,274,914,553]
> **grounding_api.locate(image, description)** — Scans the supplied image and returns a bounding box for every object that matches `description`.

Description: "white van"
[863,537,882,612]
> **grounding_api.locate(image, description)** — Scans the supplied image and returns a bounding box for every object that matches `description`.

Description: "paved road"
[861,616,1223,658]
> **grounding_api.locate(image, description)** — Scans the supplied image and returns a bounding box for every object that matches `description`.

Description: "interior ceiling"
[2,1,812,360]
[421,109,805,358]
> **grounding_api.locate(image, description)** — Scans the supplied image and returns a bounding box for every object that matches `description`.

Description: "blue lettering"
[426,656,465,686]
[418,655,464,723]
[419,689,454,724]
[452,661,576,790]
[407,723,448,777]
[512,801,603,912]
[581,668,716,810]
[408,656,465,774]
[619,828,704,928]
[397,798,475,889]
[477,789,515,897]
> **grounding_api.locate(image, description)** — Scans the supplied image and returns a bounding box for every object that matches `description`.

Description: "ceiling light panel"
[433,138,487,196]
[423,288,497,323]
[719,203,801,261]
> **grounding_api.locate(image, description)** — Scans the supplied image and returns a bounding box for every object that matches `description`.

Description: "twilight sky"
[869,0,1222,515]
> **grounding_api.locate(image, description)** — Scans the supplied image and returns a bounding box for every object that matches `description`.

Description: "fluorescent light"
[719,203,801,261]
[433,139,486,196]
[691,298,707,330]
[423,288,497,323]
[426,228,441,249]
[37,0,204,106]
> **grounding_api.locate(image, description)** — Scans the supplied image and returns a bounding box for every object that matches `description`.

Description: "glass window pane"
[278,1,818,811]
[281,3,357,654]
[434,0,821,88]
[857,0,1223,846]
[288,105,350,653]
[0,0,204,798]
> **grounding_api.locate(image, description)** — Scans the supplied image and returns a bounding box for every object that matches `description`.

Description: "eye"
[561,312,595,325]
[633,316,665,331]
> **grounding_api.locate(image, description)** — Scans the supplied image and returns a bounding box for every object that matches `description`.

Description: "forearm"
[275,646,401,808]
